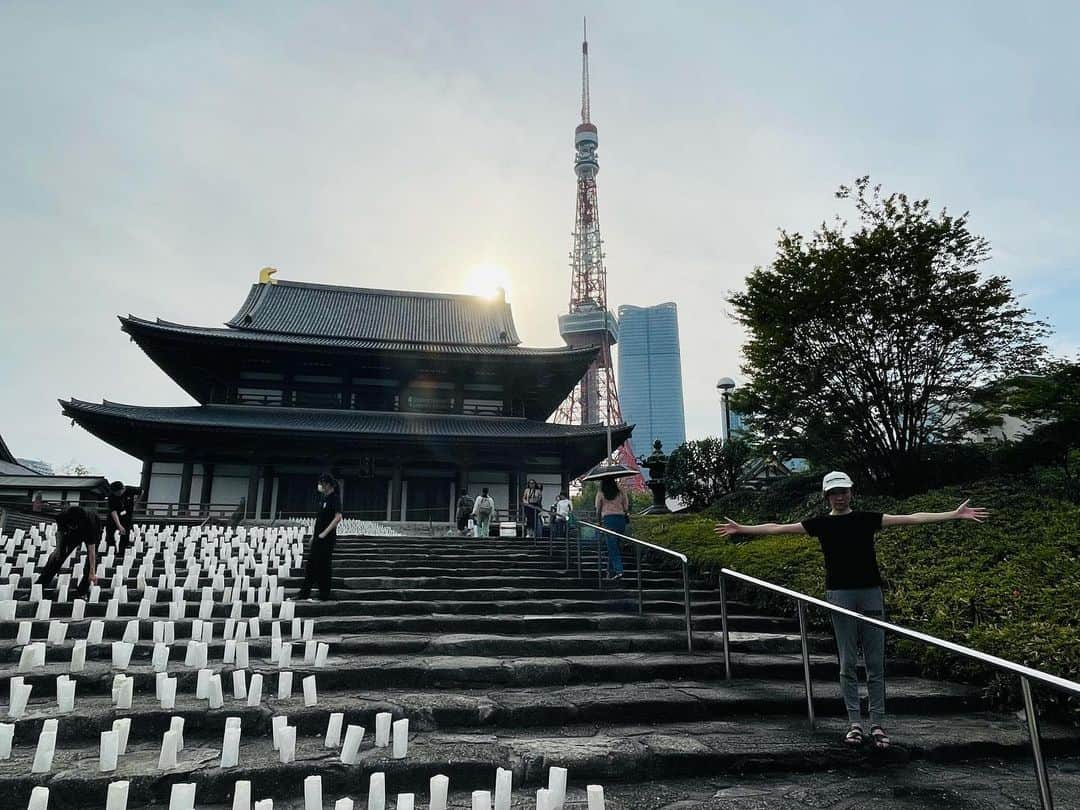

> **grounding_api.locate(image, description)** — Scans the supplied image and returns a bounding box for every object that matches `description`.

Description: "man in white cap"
[714,470,988,750]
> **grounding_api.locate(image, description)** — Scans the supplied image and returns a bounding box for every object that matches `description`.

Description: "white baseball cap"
[822,471,854,492]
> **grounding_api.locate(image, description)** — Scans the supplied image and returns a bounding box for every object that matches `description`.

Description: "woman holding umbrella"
[594,476,630,580]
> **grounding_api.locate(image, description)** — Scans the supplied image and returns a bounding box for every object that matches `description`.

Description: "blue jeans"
[826,587,886,727]
[601,514,626,575]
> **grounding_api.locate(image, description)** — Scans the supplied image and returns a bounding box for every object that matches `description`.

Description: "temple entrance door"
[405,478,452,522]
[276,474,319,517]
[342,476,389,521]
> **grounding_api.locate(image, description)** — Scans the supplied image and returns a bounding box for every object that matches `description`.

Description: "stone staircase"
[2,531,1075,808]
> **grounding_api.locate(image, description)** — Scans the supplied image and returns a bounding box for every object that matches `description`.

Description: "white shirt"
[555,497,572,518]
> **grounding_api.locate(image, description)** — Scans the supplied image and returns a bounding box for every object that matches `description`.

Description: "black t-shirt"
[121,493,137,528]
[800,510,884,590]
[314,491,342,541]
[107,493,125,531]
[59,508,100,554]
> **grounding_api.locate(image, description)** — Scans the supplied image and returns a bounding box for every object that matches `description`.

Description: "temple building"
[61,275,631,521]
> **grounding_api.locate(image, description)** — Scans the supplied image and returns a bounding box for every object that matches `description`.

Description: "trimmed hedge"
[633,476,1080,717]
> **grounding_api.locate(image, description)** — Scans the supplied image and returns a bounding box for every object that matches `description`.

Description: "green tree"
[666,437,753,510]
[727,177,1050,494]
[975,359,1080,500]
[58,460,94,476]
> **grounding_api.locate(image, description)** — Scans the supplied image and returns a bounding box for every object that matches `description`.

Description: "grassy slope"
[633,476,1080,712]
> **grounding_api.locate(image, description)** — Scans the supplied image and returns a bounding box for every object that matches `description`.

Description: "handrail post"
[575,523,582,580]
[597,527,603,587]
[719,574,731,680]
[636,544,643,615]
[564,520,570,572]
[797,600,815,730]
[1021,676,1054,809]
[682,560,693,652]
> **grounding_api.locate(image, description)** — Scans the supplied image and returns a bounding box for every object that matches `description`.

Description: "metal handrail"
[580,522,689,563]
[720,566,1077,810]
[581,520,694,652]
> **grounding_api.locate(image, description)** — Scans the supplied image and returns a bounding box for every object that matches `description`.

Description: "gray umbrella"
[581,462,639,482]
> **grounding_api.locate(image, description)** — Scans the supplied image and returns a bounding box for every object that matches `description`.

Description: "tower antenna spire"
[581,17,590,124]
[555,21,646,488]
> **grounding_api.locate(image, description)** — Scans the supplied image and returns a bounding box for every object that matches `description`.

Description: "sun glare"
[465,262,512,300]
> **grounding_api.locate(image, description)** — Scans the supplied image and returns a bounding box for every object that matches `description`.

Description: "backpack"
[476,497,494,518]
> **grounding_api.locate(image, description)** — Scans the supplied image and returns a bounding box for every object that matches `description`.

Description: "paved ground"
[588,758,1080,809]
[118,759,1080,808]
[7,531,1076,809]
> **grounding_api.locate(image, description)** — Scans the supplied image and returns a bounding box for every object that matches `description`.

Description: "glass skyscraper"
[617,303,686,462]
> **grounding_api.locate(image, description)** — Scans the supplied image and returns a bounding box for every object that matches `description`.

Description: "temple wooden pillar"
[390,460,403,522]
[178,462,194,516]
[139,459,152,499]
[261,466,274,519]
[199,463,214,517]
[246,465,262,519]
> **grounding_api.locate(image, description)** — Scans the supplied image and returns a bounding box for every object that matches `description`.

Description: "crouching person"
[36,506,100,599]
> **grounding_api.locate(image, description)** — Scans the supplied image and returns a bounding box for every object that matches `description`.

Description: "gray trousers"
[826,586,886,727]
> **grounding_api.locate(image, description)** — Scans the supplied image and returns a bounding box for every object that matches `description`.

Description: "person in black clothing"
[714,470,988,750]
[455,490,475,535]
[297,473,343,601]
[36,506,100,598]
[121,487,140,534]
[229,498,247,530]
[106,480,128,554]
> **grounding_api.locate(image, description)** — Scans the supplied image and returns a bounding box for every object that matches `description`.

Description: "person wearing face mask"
[714,470,988,751]
[297,473,343,602]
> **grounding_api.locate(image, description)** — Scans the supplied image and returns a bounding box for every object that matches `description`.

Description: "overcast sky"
[2,2,1078,482]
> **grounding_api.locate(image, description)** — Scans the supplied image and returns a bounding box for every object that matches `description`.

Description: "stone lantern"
[637,440,671,514]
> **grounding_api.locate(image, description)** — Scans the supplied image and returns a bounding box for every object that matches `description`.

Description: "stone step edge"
[0,714,1074,808]
[4,675,984,742]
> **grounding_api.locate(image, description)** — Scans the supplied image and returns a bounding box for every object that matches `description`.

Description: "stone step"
[4,591,742,624]
[6,677,982,746]
[16,573,703,590]
[13,570,705,590]
[0,611,796,644]
[1,713,1074,808]
[332,575,697,589]
[0,651,918,696]
[0,629,836,666]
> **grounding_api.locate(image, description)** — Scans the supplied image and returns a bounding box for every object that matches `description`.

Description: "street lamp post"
[716,377,736,443]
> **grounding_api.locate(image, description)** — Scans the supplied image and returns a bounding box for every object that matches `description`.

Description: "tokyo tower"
[553,22,643,484]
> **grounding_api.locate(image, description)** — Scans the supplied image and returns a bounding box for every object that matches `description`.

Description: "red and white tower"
[553,24,642,481]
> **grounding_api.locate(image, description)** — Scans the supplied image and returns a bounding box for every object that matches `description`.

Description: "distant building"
[0,431,110,512]
[16,459,53,476]
[725,409,747,442]
[617,303,686,463]
[0,434,38,476]
[62,276,629,521]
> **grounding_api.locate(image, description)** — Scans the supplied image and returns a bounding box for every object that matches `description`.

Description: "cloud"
[1,2,1078,477]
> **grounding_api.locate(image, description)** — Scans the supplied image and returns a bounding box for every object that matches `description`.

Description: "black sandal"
[843,724,865,747]
[869,725,890,750]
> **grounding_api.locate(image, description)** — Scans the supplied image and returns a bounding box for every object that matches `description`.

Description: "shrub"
[634,476,1080,718]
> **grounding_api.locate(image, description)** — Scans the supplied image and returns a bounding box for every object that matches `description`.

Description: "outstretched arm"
[882,499,989,528]
[714,517,807,538]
